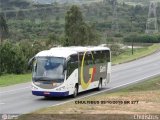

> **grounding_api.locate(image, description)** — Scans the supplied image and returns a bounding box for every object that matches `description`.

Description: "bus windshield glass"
[33,57,65,81]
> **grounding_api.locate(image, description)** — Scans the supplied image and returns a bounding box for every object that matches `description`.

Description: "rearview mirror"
[63,61,67,71]
[28,57,35,69]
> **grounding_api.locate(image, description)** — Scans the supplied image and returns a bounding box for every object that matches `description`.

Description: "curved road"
[0,51,160,114]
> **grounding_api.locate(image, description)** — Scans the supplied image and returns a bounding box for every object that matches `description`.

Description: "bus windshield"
[33,57,65,81]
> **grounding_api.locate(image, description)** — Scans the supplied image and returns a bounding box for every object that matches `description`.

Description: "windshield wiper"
[33,76,53,81]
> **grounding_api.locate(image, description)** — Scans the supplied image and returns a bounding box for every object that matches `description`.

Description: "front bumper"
[32,91,69,97]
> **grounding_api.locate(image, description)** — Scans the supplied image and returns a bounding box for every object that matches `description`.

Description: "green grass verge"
[0,73,31,87]
[112,44,160,65]
[117,76,160,93]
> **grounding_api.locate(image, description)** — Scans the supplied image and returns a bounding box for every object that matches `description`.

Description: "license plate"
[44,92,50,95]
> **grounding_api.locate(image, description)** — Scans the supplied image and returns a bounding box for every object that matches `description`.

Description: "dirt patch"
[33,90,160,115]
[17,90,160,120]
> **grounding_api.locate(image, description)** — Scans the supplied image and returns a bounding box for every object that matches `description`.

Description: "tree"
[46,32,59,46]
[0,42,26,74]
[0,41,36,74]
[65,5,87,46]
[65,5,100,46]
[0,15,8,44]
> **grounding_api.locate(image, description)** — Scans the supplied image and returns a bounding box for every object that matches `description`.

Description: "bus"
[29,46,111,98]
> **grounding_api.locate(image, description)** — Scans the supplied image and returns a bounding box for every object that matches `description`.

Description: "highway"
[0,51,160,114]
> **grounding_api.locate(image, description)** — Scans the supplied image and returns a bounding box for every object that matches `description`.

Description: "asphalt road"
[0,51,160,114]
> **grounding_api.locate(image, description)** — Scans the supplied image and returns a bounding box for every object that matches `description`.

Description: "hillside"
[0,0,152,42]
[1,0,160,44]
[1,0,160,75]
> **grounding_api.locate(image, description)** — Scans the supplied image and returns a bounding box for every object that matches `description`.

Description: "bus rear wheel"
[72,85,78,98]
[44,96,52,99]
[97,80,102,91]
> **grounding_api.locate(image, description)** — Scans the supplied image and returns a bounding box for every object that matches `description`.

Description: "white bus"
[29,46,111,97]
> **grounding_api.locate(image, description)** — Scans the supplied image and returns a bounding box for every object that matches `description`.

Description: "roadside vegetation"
[112,44,160,65]
[0,43,159,87]
[1,1,160,75]
[1,1,160,86]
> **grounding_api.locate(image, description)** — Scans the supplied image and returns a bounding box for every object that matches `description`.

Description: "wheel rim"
[74,87,77,97]
[99,82,102,89]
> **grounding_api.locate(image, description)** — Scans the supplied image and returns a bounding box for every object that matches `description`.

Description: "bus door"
[78,52,96,90]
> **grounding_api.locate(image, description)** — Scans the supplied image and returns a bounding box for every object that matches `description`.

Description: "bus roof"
[35,46,110,58]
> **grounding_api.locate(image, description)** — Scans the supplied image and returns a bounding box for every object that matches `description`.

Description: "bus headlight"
[56,86,65,91]
[32,85,38,90]
[52,83,62,87]
[34,82,41,86]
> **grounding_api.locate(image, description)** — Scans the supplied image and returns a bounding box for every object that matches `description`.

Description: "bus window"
[93,51,99,64]
[85,53,94,65]
[94,51,106,64]
[67,54,78,78]
[79,52,94,66]
[93,50,111,64]
[100,51,106,63]
[106,50,110,62]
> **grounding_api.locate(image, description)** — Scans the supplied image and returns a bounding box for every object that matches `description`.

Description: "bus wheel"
[72,85,78,98]
[97,80,102,91]
[44,96,52,99]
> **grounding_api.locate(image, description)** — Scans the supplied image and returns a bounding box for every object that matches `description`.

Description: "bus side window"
[79,52,94,66]
[106,50,110,62]
[67,55,78,78]
[94,51,107,64]
[94,51,100,64]
[86,53,94,65]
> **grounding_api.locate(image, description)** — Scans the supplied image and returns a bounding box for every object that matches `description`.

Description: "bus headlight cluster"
[32,85,38,90]
[56,86,65,91]
[52,83,62,87]
[34,82,41,86]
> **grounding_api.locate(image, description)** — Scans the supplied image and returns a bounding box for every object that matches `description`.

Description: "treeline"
[1,0,154,42]
[124,34,160,43]
[0,5,100,75]
[0,0,31,10]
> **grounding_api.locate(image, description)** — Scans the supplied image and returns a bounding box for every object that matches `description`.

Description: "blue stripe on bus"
[32,91,69,97]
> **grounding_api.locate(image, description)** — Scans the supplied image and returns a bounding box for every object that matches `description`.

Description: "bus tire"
[72,85,78,98]
[44,96,52,99]
[97,80,102,91]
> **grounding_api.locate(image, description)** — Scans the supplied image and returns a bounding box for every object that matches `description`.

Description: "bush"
[124,34,160,43]
[0,42,26,74]
[0,41,46,75]
[114,33,123,37]
[110,44,124,56]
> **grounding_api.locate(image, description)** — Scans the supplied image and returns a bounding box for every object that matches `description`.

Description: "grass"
[0,73,31,87]
[112,44,160,65]
[36,76,160,114]
[17,76,160,120]
[119,76,160,92]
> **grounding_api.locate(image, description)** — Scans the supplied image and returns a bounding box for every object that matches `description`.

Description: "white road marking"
[0,103,5,105]
[0,100,5,105]
[51,73,160,107]
[134,68,143,72]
